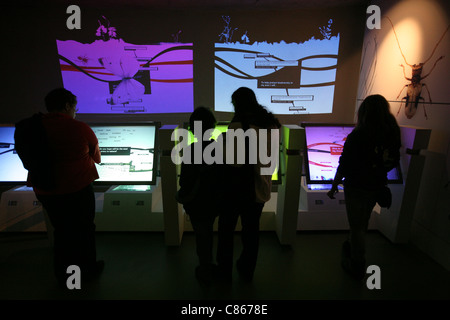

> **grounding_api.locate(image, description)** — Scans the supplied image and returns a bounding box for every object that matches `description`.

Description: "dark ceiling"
[17,0,369,9]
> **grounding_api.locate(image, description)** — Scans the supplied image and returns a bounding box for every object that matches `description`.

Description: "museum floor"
[1,230,449,304]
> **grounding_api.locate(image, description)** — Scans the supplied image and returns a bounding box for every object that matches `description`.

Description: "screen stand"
[159,125,184,246]
[0,186,47,233]
[275,125,304,245]
[374,126,432,243]
[95,184,160,231]
[297,177,363,230]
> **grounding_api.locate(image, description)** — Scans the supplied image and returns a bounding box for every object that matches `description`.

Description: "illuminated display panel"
[0,126,28,184]
[89,123,158,185]
[214,21,340,115]
[57,40,193,114]
[302,123,403,185]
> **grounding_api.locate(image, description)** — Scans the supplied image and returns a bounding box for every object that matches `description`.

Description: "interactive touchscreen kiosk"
[0,125,46,232]
[0,125,28,185]
[298,123,404,230]
[88,122,160,231]
[302,123,403,189]
[89,123,158,185]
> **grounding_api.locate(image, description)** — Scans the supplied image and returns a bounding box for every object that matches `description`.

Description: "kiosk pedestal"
[159,125,184,246]
[298,178,378,230]
[299,178,346,230]
[275,125,304,245]
[0,186,46,232]
[374,126,432,243]
[296,125,431,240]
[95,183,162,231]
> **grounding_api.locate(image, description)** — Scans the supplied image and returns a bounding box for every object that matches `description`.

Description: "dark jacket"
[337,128,400,190]
[177,140,222,218]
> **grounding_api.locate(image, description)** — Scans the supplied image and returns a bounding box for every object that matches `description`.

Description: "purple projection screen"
[56,39,193,114]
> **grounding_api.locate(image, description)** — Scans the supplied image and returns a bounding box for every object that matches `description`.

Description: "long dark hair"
[356,94,401,146]
[189,106,216,137]
[231,87,281,128]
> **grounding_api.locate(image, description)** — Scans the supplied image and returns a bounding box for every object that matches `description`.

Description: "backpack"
[14,113,56,190]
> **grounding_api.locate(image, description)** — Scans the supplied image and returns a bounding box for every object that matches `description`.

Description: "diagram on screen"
[215,16,339,115]
[99,147,154,172]
[56,17,193,114]
[304,126,353,182]
[91,126,156,183]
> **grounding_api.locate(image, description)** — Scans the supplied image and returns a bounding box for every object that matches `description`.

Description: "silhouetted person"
[176,106,220,284]
[327,94,401,280]
[216,87,281,282]
[14,88,103,287]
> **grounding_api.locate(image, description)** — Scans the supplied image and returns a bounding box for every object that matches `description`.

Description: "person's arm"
[327,133,353,199]
[84,124,101,164]
[327,171,344,199]
[91,143,101,164]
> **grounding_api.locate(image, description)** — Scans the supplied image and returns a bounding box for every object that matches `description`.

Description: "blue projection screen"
[215,36,339,115]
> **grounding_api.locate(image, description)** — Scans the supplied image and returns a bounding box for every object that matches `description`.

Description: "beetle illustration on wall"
[385,16,449,120]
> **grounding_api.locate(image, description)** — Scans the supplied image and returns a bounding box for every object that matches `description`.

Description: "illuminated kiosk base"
[0,186,47,232]
[298,177,377,230]
[95,181,163,231]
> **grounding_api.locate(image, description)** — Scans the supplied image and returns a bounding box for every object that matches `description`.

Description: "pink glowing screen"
[303,123,403,184]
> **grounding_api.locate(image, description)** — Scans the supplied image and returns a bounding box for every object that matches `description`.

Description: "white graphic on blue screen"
[215,17,339,115]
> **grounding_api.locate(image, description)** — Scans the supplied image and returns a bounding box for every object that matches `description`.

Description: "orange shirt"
[30,113,101,195]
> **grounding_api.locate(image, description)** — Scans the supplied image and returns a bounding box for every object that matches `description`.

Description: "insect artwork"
[76,55,89,65]
[385,17,449,119]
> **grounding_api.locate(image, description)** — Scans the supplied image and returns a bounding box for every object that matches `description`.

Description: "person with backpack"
[14,88,103,287]
[176,106,221,285]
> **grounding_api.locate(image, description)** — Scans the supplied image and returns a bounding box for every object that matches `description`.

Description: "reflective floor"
[1,230,449,303]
